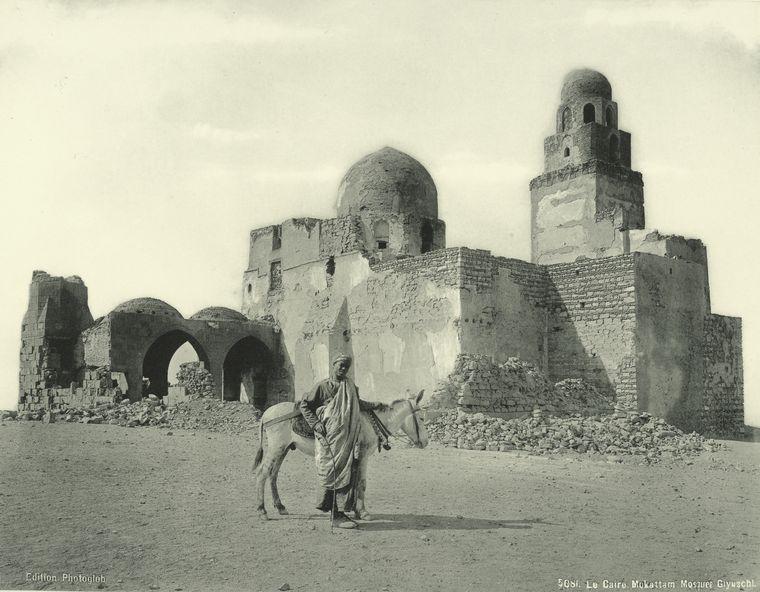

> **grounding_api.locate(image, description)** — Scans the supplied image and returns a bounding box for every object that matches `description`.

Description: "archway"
[142,330,209,398]
[223,336,272,408]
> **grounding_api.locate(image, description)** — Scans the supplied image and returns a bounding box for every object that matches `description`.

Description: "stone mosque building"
[17,69,744,434]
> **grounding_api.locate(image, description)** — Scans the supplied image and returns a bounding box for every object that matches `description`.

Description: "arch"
[605,106,614,127]
[609,134,620,163]
[560,107,572,132]
[374,219,389,250]
[223,336,272,407]
[563,146,570,157]
[142,330,209,398]
[583,103,595,124]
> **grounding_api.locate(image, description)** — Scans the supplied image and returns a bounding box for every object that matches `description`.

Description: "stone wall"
[702,314,744,435]
[633,253,710,432]
[458,251,548,370]
[545,255,638,408]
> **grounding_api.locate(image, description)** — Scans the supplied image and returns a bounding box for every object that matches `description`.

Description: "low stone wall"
[18,366,126,412]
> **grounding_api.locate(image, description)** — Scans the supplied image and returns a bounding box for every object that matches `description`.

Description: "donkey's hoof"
[276,506,289,516]
[256,509,268,521]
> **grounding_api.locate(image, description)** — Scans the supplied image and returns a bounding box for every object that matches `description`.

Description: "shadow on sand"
[353,514,544,532]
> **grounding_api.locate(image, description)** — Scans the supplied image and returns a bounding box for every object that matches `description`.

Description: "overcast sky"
[1,0,758,424]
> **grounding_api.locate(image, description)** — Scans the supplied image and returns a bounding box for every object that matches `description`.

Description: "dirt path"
[1,422,758,592]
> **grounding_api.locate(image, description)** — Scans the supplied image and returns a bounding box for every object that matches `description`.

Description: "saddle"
[286,403,391,451]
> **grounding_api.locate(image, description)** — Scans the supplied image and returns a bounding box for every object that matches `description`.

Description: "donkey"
[253,390,427,521]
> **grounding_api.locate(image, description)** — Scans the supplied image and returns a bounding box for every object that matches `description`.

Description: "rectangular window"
[272,225,282,250]
[269,261,282,292]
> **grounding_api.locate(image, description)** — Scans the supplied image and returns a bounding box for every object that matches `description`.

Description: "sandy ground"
[0,421,758,592]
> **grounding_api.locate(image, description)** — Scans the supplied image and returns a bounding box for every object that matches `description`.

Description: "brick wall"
[545,255,637,408]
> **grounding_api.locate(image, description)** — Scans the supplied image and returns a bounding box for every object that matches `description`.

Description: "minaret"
[529,69,645,264]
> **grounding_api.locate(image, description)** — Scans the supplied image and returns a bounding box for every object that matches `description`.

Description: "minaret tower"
[529,69,645,264]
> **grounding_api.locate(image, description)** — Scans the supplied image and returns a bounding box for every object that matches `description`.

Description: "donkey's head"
[398,390,428,449]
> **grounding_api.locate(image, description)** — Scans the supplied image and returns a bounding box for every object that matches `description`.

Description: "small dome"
[190,307,249,322]
[112,298,183,318]
[336,147,438,218]
[561,69,612,101]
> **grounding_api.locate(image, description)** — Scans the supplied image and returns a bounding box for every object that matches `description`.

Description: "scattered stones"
[426,409,720,460]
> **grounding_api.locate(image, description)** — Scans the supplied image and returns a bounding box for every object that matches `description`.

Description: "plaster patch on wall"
[379,332,404,374]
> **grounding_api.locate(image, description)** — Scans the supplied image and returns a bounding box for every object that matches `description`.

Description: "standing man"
[298,354,374,529]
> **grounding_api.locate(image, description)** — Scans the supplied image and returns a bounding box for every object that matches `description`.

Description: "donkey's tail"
[253,420,265,471]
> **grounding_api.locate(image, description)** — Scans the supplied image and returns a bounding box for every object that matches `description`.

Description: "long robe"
[298,377,362,510]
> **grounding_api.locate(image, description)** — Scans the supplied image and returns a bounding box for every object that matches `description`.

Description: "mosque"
[18,69,744,435]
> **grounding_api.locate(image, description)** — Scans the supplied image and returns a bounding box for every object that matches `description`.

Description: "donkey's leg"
[270,446,291,515]
[353,454,372,521]
[253,450,270,519]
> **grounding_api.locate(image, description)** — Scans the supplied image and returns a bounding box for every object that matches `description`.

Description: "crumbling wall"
[458,251,547,370]
[545,255,638,408]
[174,361,215,397]
[702,314,744,436]
[427,354,613,418]
[18,272,94,411]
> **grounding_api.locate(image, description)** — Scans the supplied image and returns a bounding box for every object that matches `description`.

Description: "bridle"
[407,399,423,448]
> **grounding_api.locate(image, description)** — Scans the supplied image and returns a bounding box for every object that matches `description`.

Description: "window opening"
[583,103,595,124]
[563,147,570,157]
[374,220,389,251]
[420,220,434,253]
[606,106,614,127]
[272,225,282,250]
[560,107,571,132]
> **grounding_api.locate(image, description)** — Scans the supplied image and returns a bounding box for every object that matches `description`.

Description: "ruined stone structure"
[18,273,283,411]
[18,69,744,435]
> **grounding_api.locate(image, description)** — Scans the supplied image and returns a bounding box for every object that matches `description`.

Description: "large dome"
[190,307,249,322]
[561,69,612,101]
[112,298,183,318]
[336,147,438,218]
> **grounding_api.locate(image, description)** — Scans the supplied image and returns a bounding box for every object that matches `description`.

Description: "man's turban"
[332,354,352,366]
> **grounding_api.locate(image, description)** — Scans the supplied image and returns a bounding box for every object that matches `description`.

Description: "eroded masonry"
[18,69,744,435]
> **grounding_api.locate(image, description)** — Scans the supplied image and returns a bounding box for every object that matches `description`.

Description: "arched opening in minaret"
[563,147,570,158]
[374,220,389,251]
[583,103,595,124]
[606,106,614,127]
[420,220,434,254]
[609,135,620,163]
[560,107,571,132]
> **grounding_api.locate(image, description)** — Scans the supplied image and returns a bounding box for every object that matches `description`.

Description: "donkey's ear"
[415,390,424,404]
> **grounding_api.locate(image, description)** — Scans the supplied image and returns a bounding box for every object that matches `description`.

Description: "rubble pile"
[425,408,719,459]
[174,362,214,397]
[427,355,613,417]
[167,399,261,434]
[1,395,261,434]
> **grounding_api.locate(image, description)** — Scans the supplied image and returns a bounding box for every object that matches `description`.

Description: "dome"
[112,298,183,318]
[561,69,612,101]
[190,307,249,322]
[336,147,438,218]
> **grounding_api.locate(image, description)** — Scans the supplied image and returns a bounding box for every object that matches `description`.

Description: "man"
[298,354,378,529]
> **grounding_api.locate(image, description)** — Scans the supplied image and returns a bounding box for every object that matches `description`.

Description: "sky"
[1,0,759,423]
